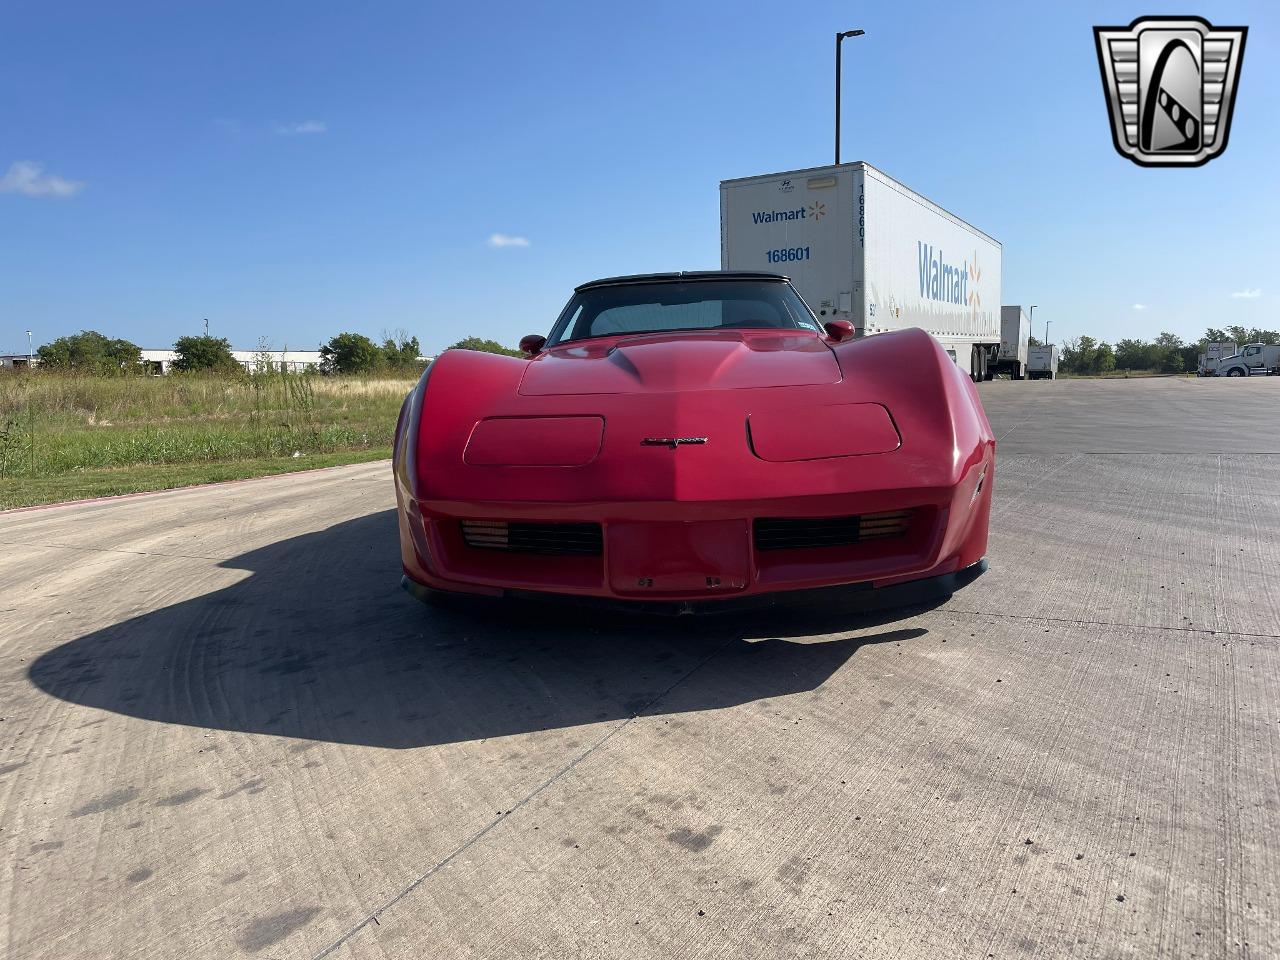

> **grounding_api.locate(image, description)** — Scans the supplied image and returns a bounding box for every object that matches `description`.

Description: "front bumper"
[402,556,987,616]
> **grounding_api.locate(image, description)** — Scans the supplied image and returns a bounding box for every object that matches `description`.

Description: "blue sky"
[2,1,1276,355]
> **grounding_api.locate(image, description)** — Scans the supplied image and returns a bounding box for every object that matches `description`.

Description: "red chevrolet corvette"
[393,272,994,613]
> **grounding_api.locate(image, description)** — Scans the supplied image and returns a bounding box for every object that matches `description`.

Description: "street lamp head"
[839,29,865,38]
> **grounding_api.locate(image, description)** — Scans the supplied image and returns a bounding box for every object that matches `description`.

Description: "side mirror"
[823,319,855,342]
[519,334,547,356]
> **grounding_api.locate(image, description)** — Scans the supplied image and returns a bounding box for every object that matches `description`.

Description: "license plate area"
[607,520,750,596]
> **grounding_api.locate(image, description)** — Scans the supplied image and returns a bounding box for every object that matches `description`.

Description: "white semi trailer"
[1027,345,1059,379]
[1197,341,1239,376]
[998,305,1031,379]
[720,161,1002,380]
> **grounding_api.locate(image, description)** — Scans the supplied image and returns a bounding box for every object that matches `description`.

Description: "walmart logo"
[917,242,980,307]
[752,202,825,225]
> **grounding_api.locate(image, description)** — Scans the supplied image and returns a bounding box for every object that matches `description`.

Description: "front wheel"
[1227,367,1246,377]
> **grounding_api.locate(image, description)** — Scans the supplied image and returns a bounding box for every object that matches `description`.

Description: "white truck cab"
[1215,344,1280,377]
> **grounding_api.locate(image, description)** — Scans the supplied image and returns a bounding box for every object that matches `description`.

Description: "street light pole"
[26,329,32,368]
[835,29,865,165]
[1045,321,1052,346]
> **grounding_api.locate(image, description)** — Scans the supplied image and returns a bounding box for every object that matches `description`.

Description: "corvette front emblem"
[641,437,708,449]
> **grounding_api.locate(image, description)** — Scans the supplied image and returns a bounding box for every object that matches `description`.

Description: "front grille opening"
[460,520,603,556]
[753,510,913,551]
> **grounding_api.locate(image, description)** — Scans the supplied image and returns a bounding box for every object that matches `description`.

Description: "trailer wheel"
[970,346,988,383]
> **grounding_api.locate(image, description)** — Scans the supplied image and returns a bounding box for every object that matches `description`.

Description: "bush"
[173,335,239,373]
[37,331,141,373]
[447,336,522,357]
[320,332,383,374]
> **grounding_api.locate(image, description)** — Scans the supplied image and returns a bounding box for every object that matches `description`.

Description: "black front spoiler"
[402,557,987,618]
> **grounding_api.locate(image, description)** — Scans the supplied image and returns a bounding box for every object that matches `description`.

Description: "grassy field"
[0,372,414,509]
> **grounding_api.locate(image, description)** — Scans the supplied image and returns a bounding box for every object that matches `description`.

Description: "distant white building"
[0,348,432,374]
[138,349,324,374]
[2,349,325,374]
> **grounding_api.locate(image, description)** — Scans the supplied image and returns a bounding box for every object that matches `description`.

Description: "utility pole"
[204,318,209,337]
[835,29,865,165]
[25,330,34,476]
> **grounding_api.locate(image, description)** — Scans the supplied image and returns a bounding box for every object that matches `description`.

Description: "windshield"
[546,279,821,346]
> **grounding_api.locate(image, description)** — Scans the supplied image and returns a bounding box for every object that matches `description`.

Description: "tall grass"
[0,369,413,482]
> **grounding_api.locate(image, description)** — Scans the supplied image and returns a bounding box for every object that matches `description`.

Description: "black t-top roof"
[575,270,788,292]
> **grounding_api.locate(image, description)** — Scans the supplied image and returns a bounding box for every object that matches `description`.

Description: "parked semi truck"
[720,162,1002,381]
[1027,345,1058,379]
[998,305,1031,379]
[1215,344,1280,377]
[1197,341,1239,376]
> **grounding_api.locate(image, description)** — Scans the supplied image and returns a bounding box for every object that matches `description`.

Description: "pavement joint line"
[0,539,225,563]
[941,606,1280,641]
[310,632,741,960]
[0,459,393,516]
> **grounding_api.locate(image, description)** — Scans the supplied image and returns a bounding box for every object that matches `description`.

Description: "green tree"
[447,336,523,358]
[37,330,141,373]
[1095,342,1116,373]
[1225,325,1251,347]
[321,332,383,374]
[381,333,422,371]
[1114,339,1151,371]
[1153,331,1185,373]
[173,335,239,373]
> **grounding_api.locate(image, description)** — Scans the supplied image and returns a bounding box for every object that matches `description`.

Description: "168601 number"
[766,246,810,263]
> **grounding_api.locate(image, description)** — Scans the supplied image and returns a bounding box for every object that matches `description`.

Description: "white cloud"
[275,120,327,135]
[0,161,85,198]
[1230,288,1261,299]
[488,233,530,248]
[1131,303,1147,311]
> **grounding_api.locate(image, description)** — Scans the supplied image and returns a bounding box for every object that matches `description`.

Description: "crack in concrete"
[309,632,740,959]
[0,539,226,563]
[941,607,1280,642]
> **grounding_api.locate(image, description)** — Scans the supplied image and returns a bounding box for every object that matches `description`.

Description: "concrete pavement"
[1,376,1277,959]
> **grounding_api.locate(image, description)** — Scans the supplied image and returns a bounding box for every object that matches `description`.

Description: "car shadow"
[28,510,939,749]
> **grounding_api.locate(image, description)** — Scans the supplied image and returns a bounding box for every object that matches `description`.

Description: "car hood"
[518,330,841,396]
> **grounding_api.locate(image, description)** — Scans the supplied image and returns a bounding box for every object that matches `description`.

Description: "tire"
[1227,367,1246,377]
